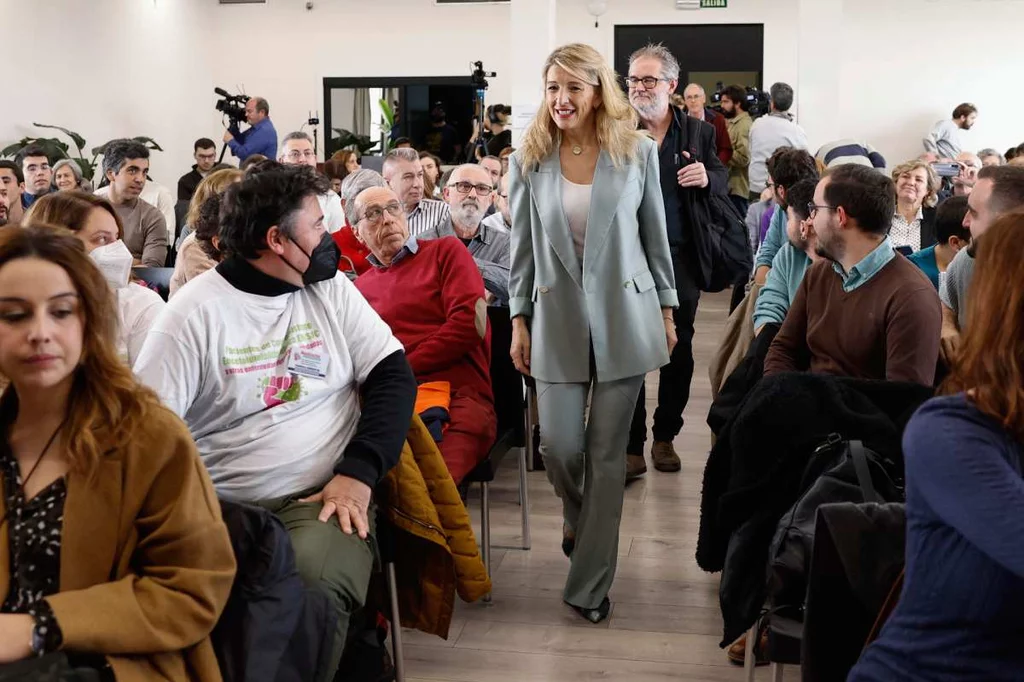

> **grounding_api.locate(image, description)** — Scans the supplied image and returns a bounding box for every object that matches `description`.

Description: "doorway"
[613,24,764,97]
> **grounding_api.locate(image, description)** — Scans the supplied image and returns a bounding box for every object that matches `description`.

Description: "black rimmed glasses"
[359,201,404,225]
[807,202,836,218]
[625,76,670,90]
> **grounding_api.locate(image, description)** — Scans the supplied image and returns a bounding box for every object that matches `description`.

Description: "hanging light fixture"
[586,0,608,28]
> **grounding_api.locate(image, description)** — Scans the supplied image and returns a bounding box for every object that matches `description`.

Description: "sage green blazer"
[508,135,678,383]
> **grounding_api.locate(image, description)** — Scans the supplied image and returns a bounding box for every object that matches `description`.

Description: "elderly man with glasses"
[419,163,511,305]
[352,184,496,484]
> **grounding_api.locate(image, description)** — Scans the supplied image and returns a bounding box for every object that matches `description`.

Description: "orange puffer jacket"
[380,414,491,638]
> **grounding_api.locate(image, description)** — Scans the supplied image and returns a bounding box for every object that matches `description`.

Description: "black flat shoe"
[565,597,611,624]
[561,525,575,558]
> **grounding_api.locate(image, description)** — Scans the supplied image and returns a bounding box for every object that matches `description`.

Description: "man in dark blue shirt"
[224,96,278,161]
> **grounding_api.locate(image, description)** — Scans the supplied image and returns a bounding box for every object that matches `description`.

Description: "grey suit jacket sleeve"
[508,154,536,319]
[637,138,679,309]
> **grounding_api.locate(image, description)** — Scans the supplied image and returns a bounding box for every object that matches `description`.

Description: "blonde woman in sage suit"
[508,43,678,624]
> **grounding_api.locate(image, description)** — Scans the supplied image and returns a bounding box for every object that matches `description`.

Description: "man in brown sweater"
[764,164,941,386]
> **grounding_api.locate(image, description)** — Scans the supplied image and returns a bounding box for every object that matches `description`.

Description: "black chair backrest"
[132,267,175,302]
[487,306,525,446]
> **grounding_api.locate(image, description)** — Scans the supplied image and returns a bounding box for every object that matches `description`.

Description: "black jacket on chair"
[212,500,338,682]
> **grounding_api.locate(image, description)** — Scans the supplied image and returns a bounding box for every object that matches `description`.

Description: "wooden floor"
[403,292,796,681]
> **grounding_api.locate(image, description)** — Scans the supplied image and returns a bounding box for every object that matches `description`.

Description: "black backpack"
[678,115,753,293]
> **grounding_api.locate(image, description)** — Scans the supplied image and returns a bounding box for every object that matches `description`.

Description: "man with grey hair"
[96,139,168,267]
[420,163,510,304]
[625,43,728,478]
[340,168,387,227]
[978,148,1005,167]
[224,95,278,160]
[278,131,345,233]
[681,83,732,166]
[382,147,449,236]
[748,82,809,199]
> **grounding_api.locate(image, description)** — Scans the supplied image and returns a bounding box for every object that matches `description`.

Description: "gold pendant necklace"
[572,145,583,156]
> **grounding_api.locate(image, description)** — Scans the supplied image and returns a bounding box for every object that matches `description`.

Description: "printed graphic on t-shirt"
[219,322,327,407]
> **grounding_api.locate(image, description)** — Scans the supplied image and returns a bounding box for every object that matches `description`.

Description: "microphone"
[214,87,231,98]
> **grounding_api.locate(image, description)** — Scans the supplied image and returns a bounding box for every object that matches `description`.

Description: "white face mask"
[90,240,134,289]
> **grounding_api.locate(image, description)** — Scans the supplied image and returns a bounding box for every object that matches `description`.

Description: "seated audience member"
[323,158,348,195]
[0,185,9,227]
[419,151,443,199]
[352,185,496,484]
[478,155,502,188]
[0,161,24,224]
[482,171,512,231]
[0,225,234,679]
[52,159,85,192]
[753,148,818,284]
[171,168,244,296]
[24,191,165,365]
[330,149,361,175]
[890,159,941,253]
[849,212,1024,682]
[383,148,450,236]
[764,164,942,386]
[420,164,510,304]
[499,146,514,176]
[334,169,382,276]
[278,132,345,233]
[753,178,820,334]
[134,166,416,672]
[978,148,1005,167]
[951,151,983,197]
[16,144,53,210]
[940,165,1024,360]
[907,195,970,290]
[94,139,168,267]
[240,153,267,171]
[815,139,886,170]
[392,137,413,150]
[177,138,218,201]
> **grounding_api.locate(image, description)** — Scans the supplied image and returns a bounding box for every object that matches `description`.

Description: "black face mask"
[282,232,341,285]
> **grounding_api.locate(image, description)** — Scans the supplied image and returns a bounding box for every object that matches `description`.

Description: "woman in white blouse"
[24,192,164,365]
[890,159,940,252]
[508,43,676,624]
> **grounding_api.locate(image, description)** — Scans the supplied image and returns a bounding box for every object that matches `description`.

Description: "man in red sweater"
[764,164,941,386]
[352,186,496,483]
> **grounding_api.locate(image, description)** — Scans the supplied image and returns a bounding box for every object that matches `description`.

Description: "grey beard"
[454,205,484,228]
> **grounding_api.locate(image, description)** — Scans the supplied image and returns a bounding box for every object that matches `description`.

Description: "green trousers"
[258,495,377,674]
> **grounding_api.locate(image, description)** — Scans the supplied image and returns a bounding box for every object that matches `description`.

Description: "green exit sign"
[701,0,727,7]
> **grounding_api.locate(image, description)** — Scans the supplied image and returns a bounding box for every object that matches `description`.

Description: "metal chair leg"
[481,481,492,603]
[771,662,784,682]
[744,623,757,682]
[518,444,531,550]
[385,562,405,682]
[523,388,536,472]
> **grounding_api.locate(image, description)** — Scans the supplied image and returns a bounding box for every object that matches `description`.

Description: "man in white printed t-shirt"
[134,165,417,671]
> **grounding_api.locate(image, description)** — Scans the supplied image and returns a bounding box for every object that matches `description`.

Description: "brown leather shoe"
[727,630,769,666]
[626,453,647,481]
[651,441,681,472]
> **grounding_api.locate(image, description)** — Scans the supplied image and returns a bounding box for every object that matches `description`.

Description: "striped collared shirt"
[406,199,451,237]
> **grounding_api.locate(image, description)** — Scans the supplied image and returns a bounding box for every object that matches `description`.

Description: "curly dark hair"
[218,165,329,259]
[195,194,224,262]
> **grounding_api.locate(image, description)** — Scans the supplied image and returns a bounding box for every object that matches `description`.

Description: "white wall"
[2,0,509,183]
[3,0,1021,183]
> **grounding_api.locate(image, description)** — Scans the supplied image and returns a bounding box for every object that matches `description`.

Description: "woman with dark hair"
[23,191,164,365]
[170,168,243,297]
[0,225,234,679]
[849,211,1024,681]
[418,151,442,199]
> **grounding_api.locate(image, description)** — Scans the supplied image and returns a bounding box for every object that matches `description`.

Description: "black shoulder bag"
[678,116,753,293]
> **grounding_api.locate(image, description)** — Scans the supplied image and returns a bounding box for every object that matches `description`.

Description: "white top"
[116,282,164,365]
[561,175,592,261]
[319,190,345,234]
[133,268,403,502]
[890,208,923,252]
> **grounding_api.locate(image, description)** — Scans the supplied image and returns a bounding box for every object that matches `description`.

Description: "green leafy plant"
[1,124,161,182]
[326,128,379,158]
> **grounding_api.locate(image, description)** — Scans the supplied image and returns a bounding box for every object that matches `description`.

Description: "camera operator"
[223,96,278,161]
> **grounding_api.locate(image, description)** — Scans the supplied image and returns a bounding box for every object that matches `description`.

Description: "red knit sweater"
[355,237,493,402]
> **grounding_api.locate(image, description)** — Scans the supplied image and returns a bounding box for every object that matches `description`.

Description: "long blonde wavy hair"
[517,43,645,173]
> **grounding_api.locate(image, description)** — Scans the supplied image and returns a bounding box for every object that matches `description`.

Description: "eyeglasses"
[285,150,317,161]
[358,201,404,225]
[498,193,508,199]
[625,76,670,90]
[807,202,836,218]
[449,181,493,196]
